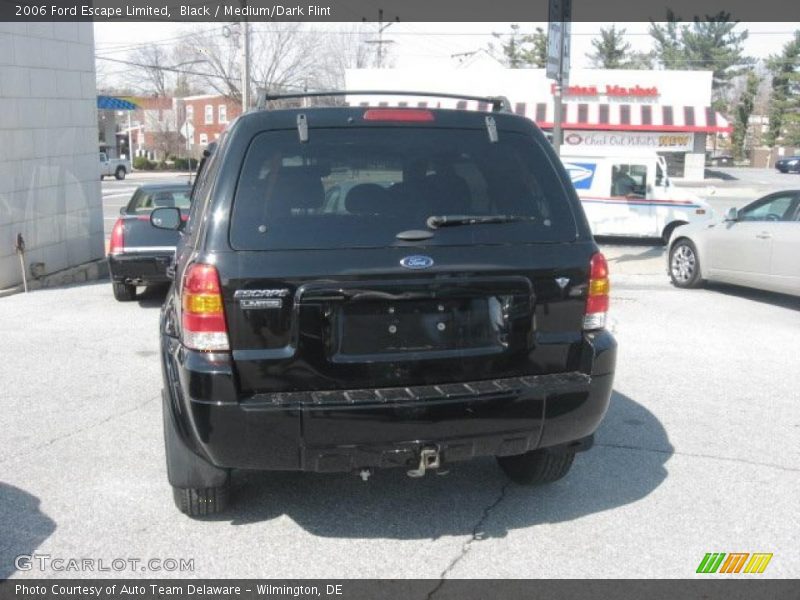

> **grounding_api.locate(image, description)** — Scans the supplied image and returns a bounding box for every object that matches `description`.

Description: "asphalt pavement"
[1,265,797,579]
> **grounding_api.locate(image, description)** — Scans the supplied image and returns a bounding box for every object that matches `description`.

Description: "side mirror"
[119,206,126,216]
[150,207,182,230]
[725,207,738,222]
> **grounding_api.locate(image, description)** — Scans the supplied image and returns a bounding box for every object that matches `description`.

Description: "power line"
[96,55,226,80]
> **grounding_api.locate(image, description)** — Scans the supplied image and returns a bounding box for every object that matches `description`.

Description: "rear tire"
[112,281,136,301]
[172,484,230,517]
[497,449,575,485]
[669,239,702,288]
[115,166,126,180]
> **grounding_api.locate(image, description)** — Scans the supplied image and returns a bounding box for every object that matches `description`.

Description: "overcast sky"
[94,21,797,86]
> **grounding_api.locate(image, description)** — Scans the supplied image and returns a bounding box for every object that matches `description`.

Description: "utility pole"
[240,1,251,111]
[546,0,571,156]
[364,8,397,68]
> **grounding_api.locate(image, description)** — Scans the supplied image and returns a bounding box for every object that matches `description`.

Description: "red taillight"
[584,252,610,330]
[181,263,229,352]
[363,108,435,122]
[109,219,124,255]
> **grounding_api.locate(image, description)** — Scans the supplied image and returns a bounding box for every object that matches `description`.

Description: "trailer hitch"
[407,446,445,477]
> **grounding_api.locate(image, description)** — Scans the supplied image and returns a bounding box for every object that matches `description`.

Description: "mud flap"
[162,389,229,489]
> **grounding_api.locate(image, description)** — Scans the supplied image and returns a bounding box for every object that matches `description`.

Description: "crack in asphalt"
[426,480,512,600]
[0,394,160,465]
[596,441,800,473]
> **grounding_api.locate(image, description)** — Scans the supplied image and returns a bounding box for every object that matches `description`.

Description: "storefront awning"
[515,102,732,134]
[97,95,139,111]
[350,97,733,134]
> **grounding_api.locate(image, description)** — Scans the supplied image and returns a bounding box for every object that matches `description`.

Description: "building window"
[199,133,208,146]
[204,105,213,124]
[218,105,227,123]
[514,102,525,116]
[620,105,631,125]
[186,105,194,120]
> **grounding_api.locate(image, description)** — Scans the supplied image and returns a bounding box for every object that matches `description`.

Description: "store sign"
[550,84,660,98]
[564,131,694,151]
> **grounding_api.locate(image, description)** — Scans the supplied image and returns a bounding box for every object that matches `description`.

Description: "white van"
[560,151,713,242]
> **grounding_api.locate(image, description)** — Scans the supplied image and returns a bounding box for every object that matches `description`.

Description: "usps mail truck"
[561,150,713,242]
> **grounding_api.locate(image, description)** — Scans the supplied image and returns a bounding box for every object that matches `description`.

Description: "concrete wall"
[0,23,102,290]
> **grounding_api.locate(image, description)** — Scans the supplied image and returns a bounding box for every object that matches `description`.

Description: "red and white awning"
[357,97,732,134]
[516,102,732,134]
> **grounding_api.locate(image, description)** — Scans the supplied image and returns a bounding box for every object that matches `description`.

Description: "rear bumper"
[108,253,173,285]
[161,331,616,473]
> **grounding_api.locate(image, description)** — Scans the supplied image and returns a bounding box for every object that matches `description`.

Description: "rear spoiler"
[255,89,512,113]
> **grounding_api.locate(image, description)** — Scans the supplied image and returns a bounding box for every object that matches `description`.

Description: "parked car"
[107,184,192,301]
[151,93,617,516]
[775,156,800,174]
[667,190,800,297]
[99,152,131,180]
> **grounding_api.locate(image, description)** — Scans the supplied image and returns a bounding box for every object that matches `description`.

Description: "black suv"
[152,92,617,516]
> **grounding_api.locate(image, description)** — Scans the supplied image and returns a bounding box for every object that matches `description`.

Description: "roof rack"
[255,90,512,113]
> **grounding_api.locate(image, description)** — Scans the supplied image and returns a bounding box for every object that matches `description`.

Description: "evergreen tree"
[650,12,752,106]
[765,31,800,147]
[489,24,548,68]
[731,71,760,160]
[588,26,653,69]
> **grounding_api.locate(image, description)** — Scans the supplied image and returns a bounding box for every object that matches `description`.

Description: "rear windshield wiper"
[426,214,535,229]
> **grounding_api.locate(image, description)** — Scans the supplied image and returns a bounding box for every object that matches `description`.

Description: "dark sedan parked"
[775,156,800,174]
[107,183,191,301]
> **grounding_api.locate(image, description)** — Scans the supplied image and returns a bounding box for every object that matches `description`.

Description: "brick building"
[181,94,242,154]
[126,95,183,161]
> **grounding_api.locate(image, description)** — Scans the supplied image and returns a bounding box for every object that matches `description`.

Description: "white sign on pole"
[546,0,571,85]
[546,21,562,81]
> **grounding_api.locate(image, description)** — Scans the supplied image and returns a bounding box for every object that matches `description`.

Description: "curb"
[0,259,109,299]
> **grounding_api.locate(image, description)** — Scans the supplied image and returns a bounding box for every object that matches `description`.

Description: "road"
[1,268,797,579]
[675,166,800,217]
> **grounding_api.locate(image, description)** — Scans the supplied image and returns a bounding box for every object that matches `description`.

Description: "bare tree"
[313,25,377,91]
[126,45,171,96]
[177,23,325,104]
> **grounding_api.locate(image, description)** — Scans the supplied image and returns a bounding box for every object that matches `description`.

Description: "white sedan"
[667,190,800,297]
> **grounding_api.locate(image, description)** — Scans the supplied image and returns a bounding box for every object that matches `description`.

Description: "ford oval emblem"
[400,255,434,269]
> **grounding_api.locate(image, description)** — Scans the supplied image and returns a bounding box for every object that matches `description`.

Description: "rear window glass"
[129,188,191,214]
[230,127,577,250]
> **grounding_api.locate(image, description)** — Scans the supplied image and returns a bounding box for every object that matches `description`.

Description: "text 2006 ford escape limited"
[151,92,617,515]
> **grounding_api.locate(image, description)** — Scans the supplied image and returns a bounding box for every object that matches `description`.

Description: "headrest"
[345,183,391,214]
[152,192,175,208]
[269,168,325,215]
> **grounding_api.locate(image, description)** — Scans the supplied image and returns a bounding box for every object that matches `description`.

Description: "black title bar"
[3,0,800,21]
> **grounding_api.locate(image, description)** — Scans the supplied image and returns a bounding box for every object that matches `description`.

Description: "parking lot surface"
[1,266,797,579]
